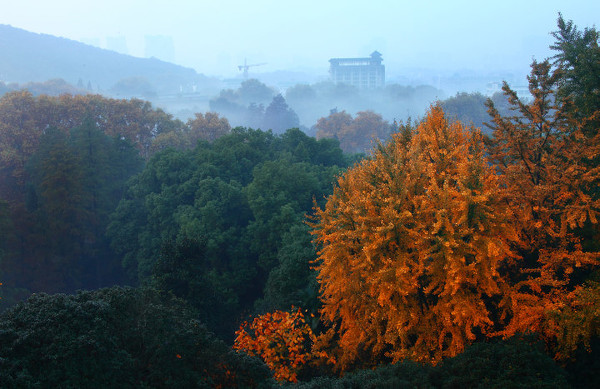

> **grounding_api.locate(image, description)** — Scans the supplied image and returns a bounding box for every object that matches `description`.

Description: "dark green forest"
[1,15,599,388]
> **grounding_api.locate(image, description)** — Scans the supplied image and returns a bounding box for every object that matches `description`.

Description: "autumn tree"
[314,109,353,141]
[150,112,232,153]
[485,59,600,357]
[234,308,327,382]
[315,110,390,153]
[148,130,192,154]
[342,110,390,153]
[0,92,185,170]
[187,111,231,143]
[311,105,517,369]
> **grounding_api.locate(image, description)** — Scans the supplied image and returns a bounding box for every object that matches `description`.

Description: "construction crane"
[238,58,266,79]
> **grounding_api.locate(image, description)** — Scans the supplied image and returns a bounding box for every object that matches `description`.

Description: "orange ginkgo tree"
[310,105,519,369]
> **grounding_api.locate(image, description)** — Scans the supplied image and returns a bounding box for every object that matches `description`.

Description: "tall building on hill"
[329,51,385,89]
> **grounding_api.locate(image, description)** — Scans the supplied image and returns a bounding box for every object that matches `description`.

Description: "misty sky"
[1,0,598,78]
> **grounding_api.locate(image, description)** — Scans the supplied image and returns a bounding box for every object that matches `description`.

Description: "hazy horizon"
[1,1,598,80]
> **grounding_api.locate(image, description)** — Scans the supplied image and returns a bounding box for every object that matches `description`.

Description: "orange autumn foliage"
[315,110,390,153]
[311,105,519,369]
[308,61,600,372]
[486,60,600,356]
[234,308,327,382]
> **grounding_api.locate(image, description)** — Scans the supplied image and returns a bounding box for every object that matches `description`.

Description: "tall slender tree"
[551,13,600,137]
[486,59,600,356]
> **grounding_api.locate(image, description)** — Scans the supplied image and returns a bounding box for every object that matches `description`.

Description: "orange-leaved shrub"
[234,308,330,382]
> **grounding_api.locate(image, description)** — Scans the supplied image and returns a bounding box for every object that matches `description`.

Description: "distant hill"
[0,24,215,95]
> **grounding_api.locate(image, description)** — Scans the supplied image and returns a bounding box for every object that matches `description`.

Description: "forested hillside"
[0,14,599,388]
[0,24,212,94]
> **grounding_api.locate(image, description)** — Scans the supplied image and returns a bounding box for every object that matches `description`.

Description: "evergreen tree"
[263,94,299,134]
[551,13,600,137]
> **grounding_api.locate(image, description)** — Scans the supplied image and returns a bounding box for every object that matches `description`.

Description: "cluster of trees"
[439,90,512,133]
[314,109,393,153]
[208,78,441,136]
[0,287,569,388]
[309,88,600,369]
[311,89,514,154]
[0,287,273,387]
[0,92,234,306]
[232,14,600,386]
[0,78,89,97]
[107,127,352,338]
[209,79,299,133]
[207,77,443,154]
[0,14,598,388]
[285,82,441,131]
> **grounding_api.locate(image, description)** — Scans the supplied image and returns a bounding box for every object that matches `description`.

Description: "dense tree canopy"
[1,117,143,298]
[0,92,240,306]
[486,59,600,357]
[293,336,568,389]
[0,287,272,388]
[315,109,391,153]
[551,13,600,136]
[108,127,351,338]
[311,105,516,369]
[306,18,600,373]
[0,14,598,388]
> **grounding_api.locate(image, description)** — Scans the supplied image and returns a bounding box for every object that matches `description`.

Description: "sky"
[1,0,599,78]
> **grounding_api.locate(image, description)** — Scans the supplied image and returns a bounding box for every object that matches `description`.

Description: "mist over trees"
[286,81,442,132]
[208,80,299,133]
[0,13,599,388]
[207,77,442,135]
[314,109,392,153]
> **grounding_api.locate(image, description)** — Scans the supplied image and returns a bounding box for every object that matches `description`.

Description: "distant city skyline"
[1,1,598,78]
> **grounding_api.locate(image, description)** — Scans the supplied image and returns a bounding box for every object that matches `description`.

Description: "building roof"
[329,51,383,65]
